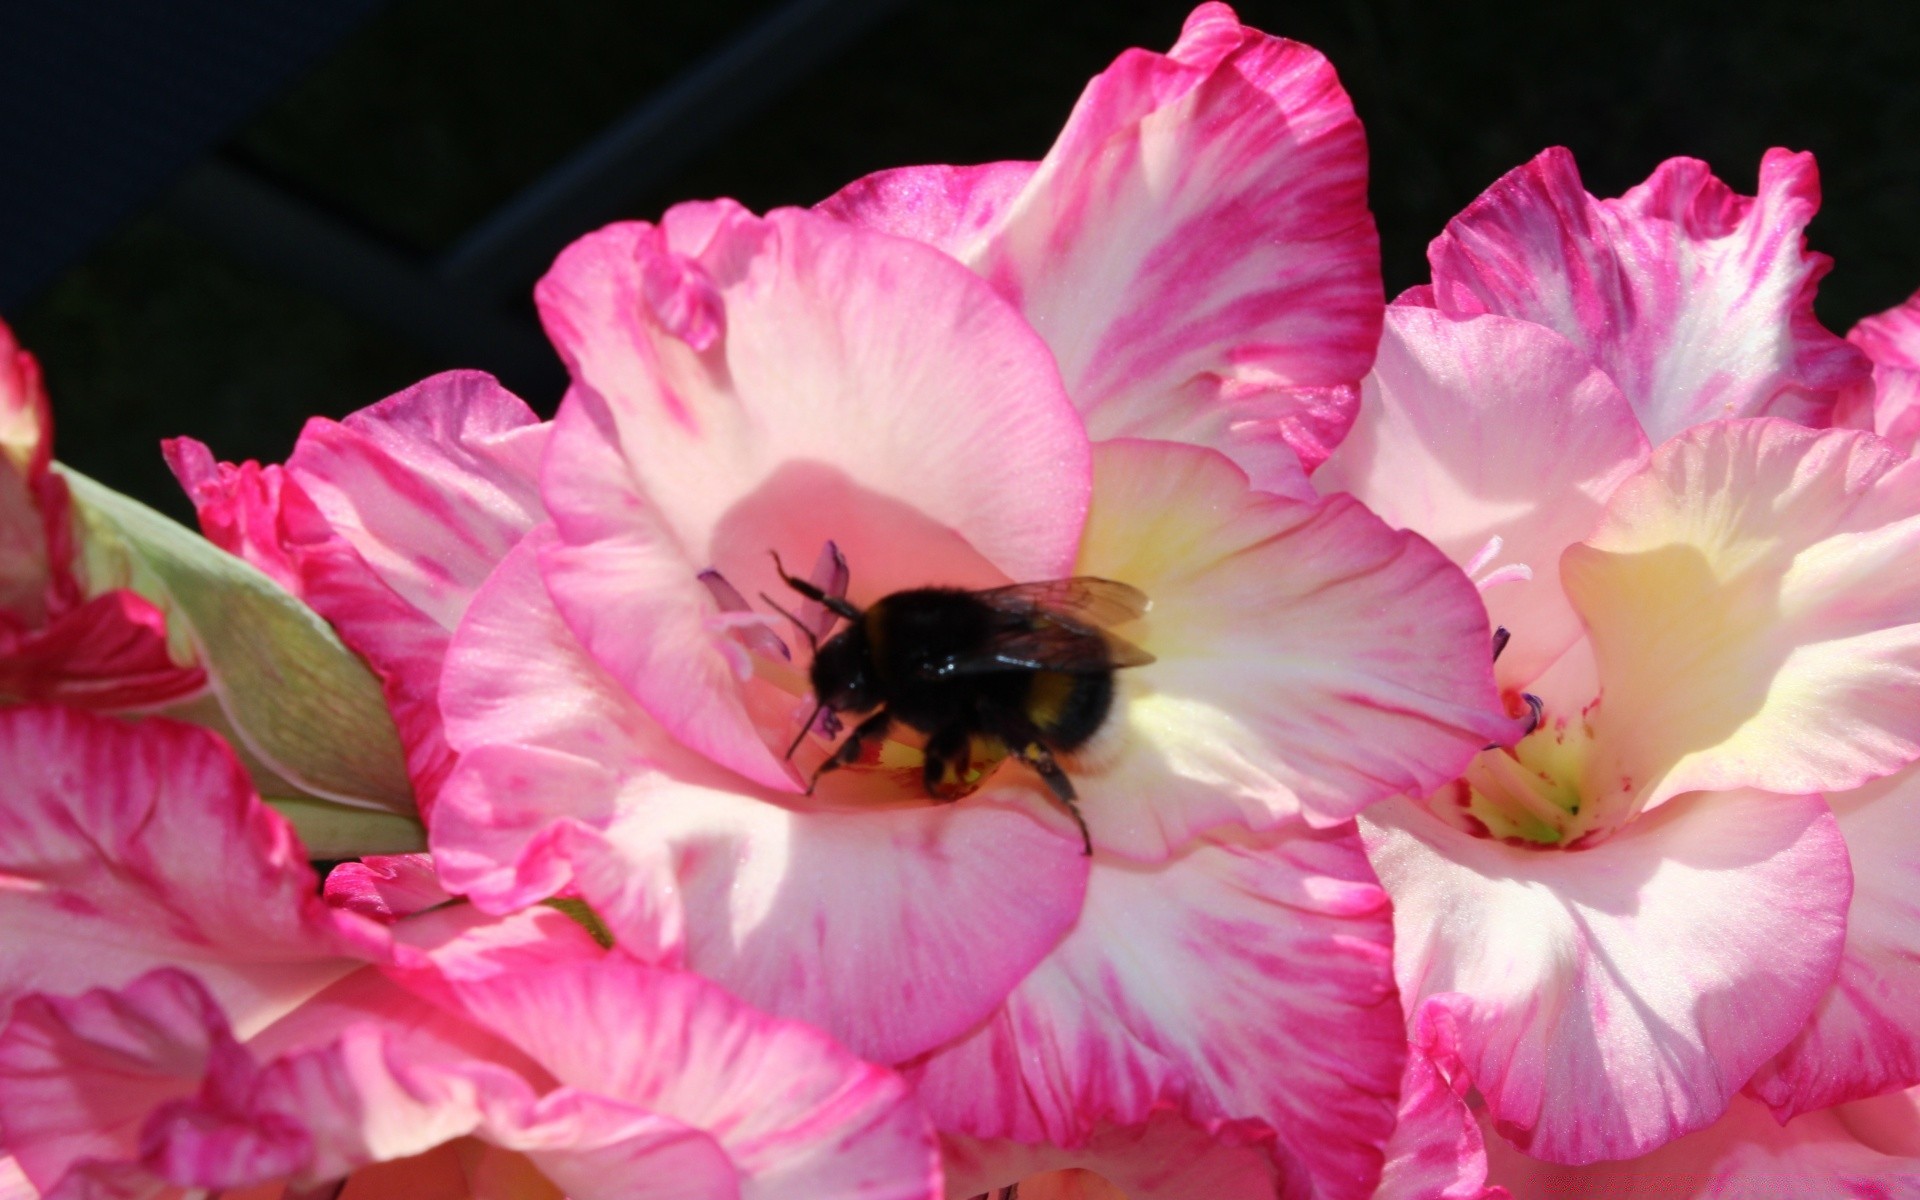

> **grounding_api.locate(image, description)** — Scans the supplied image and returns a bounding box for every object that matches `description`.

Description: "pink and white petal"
[1373,1036,1503,1200]
[1749,761,1920,1117]
[905,823,1404,1200]
[1844,291,1920,456]
[1070,439,1508,857]
[1315,307,1650,688]
[1426,148,1868,443]
[0,591,206,710]
[450,957,941,1200]
[535,205,1090,787]
[1852,288,1920,370]
[323,854,452,924]
[285,371,545,633]
[816,161,1037,260]
[943,1109,1292,1200]
[0,707,387,1034]
[0,971,244,1192]
[971,3,1380,483]
[1362,787,1851,1164]
[434,533,1088,1064]
[1483,1091,1920,1199]
[1563,420,1920,811]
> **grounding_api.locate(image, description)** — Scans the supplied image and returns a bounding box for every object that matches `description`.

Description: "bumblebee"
[770,554,1154,855]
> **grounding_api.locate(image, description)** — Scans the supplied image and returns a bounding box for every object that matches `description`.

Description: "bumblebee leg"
[1017,741,1092,857]
[922,724,974,800]
[808,709,891,794]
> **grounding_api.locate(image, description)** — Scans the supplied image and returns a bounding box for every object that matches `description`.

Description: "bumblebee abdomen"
[1026,669,1112,750]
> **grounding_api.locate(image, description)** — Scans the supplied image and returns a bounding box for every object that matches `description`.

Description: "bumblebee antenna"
[759,592,820,653]
[786,700,825,759]
[771,550,861,621]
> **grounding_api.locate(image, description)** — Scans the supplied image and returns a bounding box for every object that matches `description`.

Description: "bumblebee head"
[809,623,879,713]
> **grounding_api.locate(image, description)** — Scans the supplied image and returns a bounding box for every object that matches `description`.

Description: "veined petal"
[0,707,387,1035]
[1362,788,1850,1164]
[285,371,546,633]
[943,1109,1291,1200]
[1423,147,1868,443]
[1749,761,1920,1116]
[434,532,1088,1064]
[448,957,941,1200]
[0,591,204,711]
[0,970,283,1194]
[1071,438,1507,856]
[1315,307,1650,688]
[535,204,1090,788]
[826,3,1381,488]
[323,855,453,924]
[1483,1091,1920,1199]
[904,823,1404,1200]
[1373,1027,1502,1200]
[816,161,1037,261]
[1563,420,1920,811]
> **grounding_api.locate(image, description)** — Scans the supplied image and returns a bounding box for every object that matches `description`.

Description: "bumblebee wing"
[922,614,1155,678]
[972,577,1152,628]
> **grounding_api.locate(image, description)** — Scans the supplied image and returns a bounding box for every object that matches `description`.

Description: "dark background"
[5,0,1916,521]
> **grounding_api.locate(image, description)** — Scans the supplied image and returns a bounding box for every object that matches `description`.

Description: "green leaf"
[265,797,427,857]
[59,465,416,816]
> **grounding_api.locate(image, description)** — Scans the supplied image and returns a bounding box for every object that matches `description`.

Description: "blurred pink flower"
[0,321,204,708]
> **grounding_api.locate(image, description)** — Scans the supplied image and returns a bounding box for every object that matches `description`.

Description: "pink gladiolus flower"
[1317,154,1918,1161]
[0,705,940,1199]
[166,370,547,810]
[429,8,1510,1196]
[0,321,204,708]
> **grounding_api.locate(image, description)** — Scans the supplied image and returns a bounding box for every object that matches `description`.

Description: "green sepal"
[265,796,427,858]
[59,465,416,817]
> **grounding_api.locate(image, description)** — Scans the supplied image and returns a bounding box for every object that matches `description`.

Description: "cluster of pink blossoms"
[4,5,1920,1197]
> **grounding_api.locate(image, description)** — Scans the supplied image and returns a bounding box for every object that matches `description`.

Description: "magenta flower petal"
[434,532,1089,1064]
[1316,306,1650,688]
[1070,439,1509,856]
[534,204,1091,789]
[0,969,309,1194]
[1364,787,1850,1164]
[0,706,386,1032]
[904,823,1403,1200]
[322,854,452,924]
[1749,762,1920,1117]
[0,321,204,711]
[1373,1015,1503,1200]
[823,2,1382,490]
[1842,289,1920,456]
[1420,147,1868,443]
